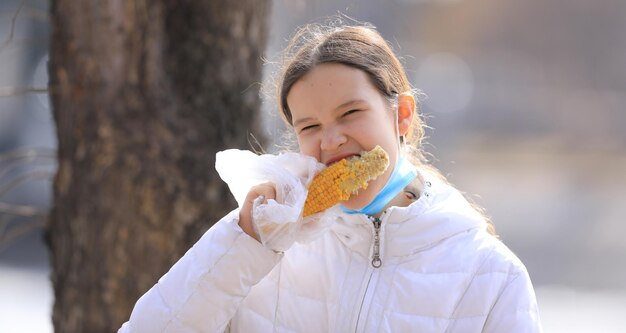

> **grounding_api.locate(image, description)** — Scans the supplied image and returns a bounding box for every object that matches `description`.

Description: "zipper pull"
[371,217,382,268]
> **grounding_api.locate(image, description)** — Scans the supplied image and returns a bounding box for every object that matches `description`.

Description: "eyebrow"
[292,99,367,128]
[334,99,367,112]
[293,117,315,128]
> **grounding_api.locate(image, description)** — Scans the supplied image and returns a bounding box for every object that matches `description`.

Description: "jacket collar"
[330,171,487,260]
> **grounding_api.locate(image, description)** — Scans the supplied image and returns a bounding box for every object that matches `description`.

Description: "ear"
[397,93,415,136]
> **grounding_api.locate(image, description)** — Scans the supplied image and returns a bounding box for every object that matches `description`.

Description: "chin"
[344,170,390,210]
[342,190,376,210]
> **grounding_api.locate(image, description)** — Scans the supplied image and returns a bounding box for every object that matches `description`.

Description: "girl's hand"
[238,182,277,242]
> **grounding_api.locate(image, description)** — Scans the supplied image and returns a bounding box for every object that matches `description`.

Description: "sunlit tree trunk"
[47,0,270,331]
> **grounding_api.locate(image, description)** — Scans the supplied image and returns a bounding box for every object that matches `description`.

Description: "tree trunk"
[46,0,270,331]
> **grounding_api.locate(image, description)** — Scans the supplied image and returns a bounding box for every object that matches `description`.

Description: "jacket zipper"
[370,217,382,268]
[353,213,387,332]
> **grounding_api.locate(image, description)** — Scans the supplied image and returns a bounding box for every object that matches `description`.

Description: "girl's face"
[287,63,400,210]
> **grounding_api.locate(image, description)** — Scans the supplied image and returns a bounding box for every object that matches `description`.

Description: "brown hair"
[273,19,495,235]
[277,22,427,163]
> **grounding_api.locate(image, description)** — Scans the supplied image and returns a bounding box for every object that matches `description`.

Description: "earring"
[399,135,406,145]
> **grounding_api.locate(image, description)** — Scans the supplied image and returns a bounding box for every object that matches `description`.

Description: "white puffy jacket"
[120,175,542,332]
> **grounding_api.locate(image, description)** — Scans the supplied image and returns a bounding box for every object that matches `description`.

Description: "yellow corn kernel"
[303,146,389,217]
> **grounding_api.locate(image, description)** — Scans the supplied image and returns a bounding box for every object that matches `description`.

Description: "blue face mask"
[340,156,417,216]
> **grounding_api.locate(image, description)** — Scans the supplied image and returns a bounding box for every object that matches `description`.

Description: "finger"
[245,183,276,205]
[260,183,277,202]
[254,183,277,202]
[253,195,265,207]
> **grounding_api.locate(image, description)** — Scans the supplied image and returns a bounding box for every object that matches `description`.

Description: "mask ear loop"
[393,93,404,158]
[392,94,420,204]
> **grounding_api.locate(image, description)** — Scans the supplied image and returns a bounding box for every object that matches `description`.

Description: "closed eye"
[343,109,361,117]
[299,124,319,132]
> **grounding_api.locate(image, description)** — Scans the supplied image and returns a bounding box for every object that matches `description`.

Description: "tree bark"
[46,0,270,331]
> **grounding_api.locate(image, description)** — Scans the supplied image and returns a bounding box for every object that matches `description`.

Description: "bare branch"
[0,217,43,252]
[0,170,54,198]
[0,85,48,97]
[0,148,56,182]
[0,147,56,165]
[0,150,54,250]
[0,160,56,179]
[0,0,49,63]
[6,0,24,41]
[0,0,25,52]
[0,201,47,217]
[0,7,49,23]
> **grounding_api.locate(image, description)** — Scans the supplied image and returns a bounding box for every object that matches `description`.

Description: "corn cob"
[303,146,389,217]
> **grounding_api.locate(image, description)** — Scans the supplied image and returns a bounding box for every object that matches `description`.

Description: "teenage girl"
[120,21,542,333]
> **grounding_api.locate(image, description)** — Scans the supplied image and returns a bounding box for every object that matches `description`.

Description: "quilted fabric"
[120,174,542,333]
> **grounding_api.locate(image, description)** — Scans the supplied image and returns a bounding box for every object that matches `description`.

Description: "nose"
[320,126,347,151]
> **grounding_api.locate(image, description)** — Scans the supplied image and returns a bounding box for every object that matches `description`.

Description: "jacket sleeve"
[118,210,283,333]
[482,269,543,333]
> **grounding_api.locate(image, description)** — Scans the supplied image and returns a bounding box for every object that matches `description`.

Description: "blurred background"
[1,0,625,332]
